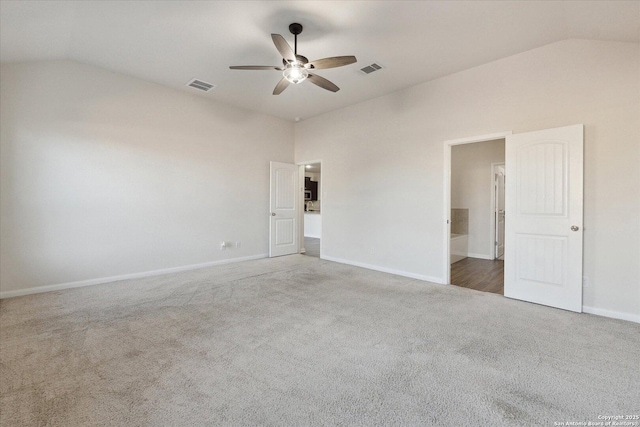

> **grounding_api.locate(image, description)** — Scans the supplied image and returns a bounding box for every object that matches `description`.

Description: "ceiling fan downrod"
[289,23,303,57]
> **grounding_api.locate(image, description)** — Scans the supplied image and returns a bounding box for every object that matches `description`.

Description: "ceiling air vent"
[186,79,216,92]
[360,63,383,75]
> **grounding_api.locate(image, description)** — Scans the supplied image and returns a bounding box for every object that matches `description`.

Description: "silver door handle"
[271,213,276,216]
[571,225,579,231]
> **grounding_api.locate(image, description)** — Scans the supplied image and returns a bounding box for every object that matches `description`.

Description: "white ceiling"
[1,1,638,121]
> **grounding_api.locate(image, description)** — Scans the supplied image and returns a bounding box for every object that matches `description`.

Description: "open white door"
[505,124,583,312]
[269,161,299,257]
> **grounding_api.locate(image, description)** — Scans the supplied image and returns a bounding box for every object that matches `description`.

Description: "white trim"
[445,131,513,146]
[583,306,640,324]
[443,144,451,283]
[298,164,307,254]
[443,131,512,285]
[323,255,445,284]
[467,253,494,260]
[0,253,268,299]
[490,162,505,260]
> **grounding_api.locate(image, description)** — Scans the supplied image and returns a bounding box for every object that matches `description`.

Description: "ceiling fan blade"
[271,34,296,62]
[307,56,357,69]
[307,73,340,92]
[273,77,290,95]
[229,65,283,71]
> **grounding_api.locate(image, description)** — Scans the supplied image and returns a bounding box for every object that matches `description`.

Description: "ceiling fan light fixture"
[283,66,308,84]
[229,23,356,94]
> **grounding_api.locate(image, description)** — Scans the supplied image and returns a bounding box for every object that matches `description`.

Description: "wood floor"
[451,257,504,295]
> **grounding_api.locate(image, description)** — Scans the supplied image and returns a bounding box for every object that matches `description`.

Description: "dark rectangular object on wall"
[306,180,318,200]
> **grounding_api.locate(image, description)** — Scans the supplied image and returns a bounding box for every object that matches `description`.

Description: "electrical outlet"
[583,277,589,288]
[235,241,241,248]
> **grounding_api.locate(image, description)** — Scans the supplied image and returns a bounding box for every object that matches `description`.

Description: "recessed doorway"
[299,161,321,258]
[444,132,510,295]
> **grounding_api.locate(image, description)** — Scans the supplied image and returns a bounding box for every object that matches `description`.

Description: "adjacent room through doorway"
[302,162,321,258]
[449,138,505,295]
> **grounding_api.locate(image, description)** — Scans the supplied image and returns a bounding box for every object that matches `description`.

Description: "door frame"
[491,162,505,260]
[297,159,322,258]
[442,131,512,285]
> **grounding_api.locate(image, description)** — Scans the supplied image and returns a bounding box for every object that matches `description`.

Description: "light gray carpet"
[1,255,638,426]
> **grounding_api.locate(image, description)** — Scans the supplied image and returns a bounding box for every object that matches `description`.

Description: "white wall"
[304,213,322,238]
[295,39,640,321]
[0,60,294,294]
[451,139,505,258]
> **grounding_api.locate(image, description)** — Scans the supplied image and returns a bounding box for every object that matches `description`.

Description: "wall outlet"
[220,241,240,250]
[583,277,589,288]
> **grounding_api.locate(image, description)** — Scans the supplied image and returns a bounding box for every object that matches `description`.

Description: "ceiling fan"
[229,23,357,95]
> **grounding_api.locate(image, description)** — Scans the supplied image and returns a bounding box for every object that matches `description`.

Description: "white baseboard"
[467,253,494,260]
[583,306,640,324]
[0,253,269,299]
[321,255,445,284]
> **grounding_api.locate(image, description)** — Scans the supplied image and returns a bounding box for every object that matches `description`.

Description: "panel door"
[269,161,299,257]
[504,125,583,312]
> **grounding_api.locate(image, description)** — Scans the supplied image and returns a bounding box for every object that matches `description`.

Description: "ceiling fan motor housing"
[283,55,309,66]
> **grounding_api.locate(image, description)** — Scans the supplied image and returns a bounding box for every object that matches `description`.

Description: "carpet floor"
[1,255,638,426]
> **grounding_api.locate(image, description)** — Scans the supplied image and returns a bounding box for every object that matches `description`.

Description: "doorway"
[444,126,584,311]
[298,161,322,258]
[443,131,511,294]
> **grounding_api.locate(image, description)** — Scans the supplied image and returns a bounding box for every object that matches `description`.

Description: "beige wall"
[295,39,640,321]
[2,40,638,322]
[0,60,294,294]
[451,139,505,258]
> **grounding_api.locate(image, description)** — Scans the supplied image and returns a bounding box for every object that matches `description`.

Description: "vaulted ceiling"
[1,1,638,121]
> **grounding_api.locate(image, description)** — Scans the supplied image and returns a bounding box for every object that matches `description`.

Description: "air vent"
[186,79,216,92]
[360,63,383,75]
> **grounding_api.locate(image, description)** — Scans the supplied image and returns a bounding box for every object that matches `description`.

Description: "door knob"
[271,213,276,216]
[571,225,579,231]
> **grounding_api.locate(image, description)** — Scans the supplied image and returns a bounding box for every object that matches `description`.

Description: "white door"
[504,124,583,312]
[495,166,505,259]
[269,161,299,257]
